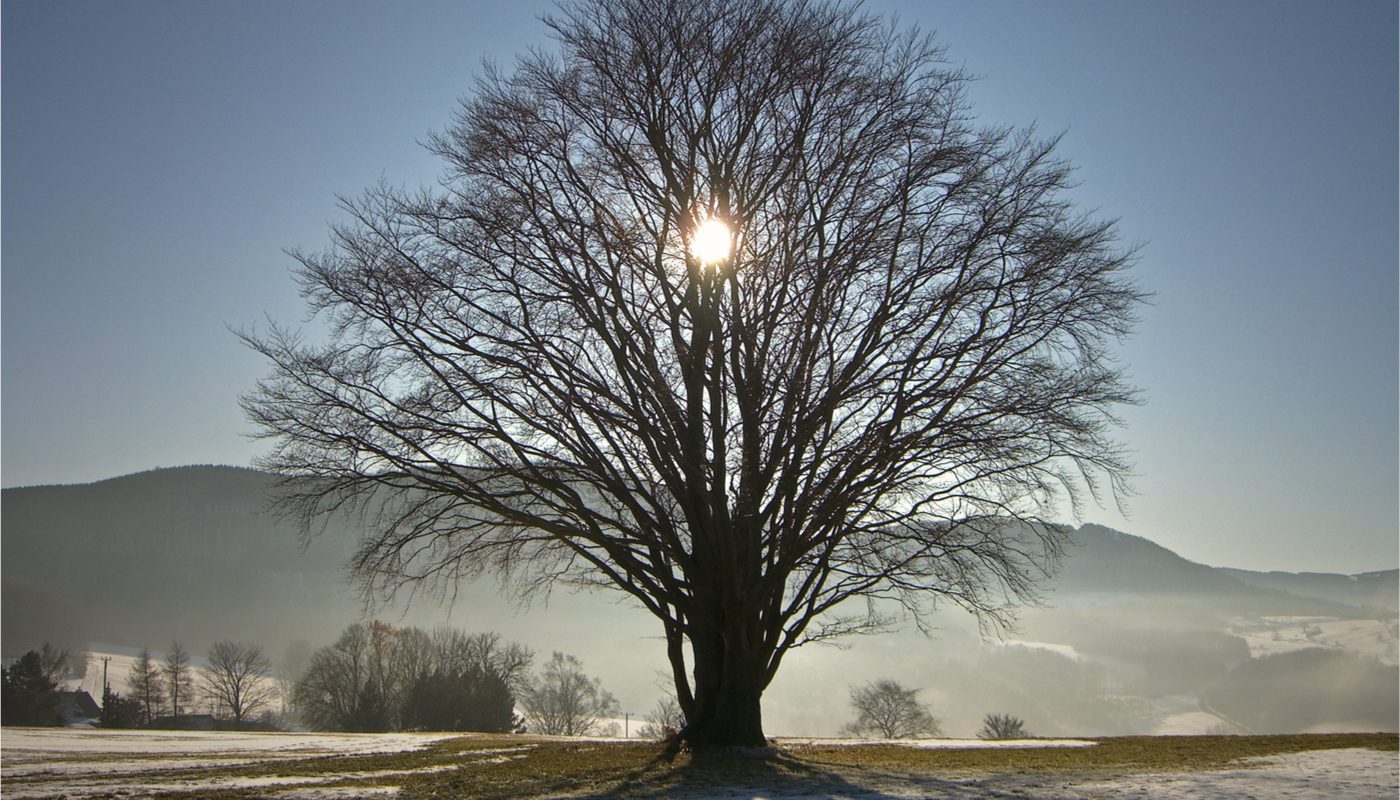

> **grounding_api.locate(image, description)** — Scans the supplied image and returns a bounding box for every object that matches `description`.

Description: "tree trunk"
[678,600,771,749]
[682,667,766,748]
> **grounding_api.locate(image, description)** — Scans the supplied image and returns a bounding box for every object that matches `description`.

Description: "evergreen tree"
[401,668,516,732]
[1,650,62,726]
[100,687,144,728]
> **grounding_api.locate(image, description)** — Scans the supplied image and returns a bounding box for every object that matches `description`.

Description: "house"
[56,690,101,726]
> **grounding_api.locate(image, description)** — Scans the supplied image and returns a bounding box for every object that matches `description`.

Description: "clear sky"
[3,0,1395,574]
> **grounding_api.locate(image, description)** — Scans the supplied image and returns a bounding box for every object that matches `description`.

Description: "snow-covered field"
[0,728,463,798]
[1,727,1395,799]
[786,748,1398,800]
[2,727,459,763]
[1081,748,1397,800]
[1239,617,1399,664]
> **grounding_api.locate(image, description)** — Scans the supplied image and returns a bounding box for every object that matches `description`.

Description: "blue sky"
[3,0,1395,574]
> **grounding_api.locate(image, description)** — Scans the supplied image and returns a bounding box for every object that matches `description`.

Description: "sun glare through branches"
[688,216,732,265]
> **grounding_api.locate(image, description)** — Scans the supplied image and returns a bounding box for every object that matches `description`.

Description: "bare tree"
[293,622,405,732]
[520,652,618,736]
[636,694,686,741]
[842,679,941,739]
[295,624,376,731]
[245,0,1140,748]
[163,642,194,721]
[293,622,532,732]
[127,647,165,725]
[430,629,533,693]
[203,641,276,727]
[390,624,436,694]
[37,642,71,684]
[978,712,1028,740]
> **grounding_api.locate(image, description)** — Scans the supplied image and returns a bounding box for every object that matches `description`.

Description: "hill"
[4,466,1396,737]
[1051,524,1395,615]
[2,466,366,656]
[1217,566,1399,612]
[4,467,1394,659]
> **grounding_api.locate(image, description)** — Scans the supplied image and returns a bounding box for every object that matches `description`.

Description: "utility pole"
[624,712,630,739]
[101,656,112,701]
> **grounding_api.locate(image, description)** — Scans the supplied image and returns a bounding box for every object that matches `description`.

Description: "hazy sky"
[3,0,1396,574]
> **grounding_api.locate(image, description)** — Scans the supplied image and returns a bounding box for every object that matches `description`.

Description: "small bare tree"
[127,647,165,725]
[203,641,276,727]
[978,712,1028,740]
[636,694,686,741]
[37,643,71,684]
[842,679,941,739]
[245,0,1141,748]
[521,652,618,736]
[294,624,380,731]
[162,642,194,720]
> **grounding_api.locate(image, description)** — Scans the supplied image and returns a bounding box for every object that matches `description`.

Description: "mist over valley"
[4,466,1396,738]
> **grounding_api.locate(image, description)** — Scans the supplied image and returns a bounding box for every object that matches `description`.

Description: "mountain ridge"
[3,465,1395,660]
[9,465,1394,575]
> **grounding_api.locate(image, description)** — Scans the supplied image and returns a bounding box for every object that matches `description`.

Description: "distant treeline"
[293,622,530,733]
[1,622,540,736]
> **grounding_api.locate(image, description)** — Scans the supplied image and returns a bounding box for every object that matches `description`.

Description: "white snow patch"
[642,746,1398,800]
[775,736,1096,748]
[0,729,491,800]
[0,728,462,784]
[1,727,457,757]
[7,763,458,798]
[1078,747,1398,800]
[4,755,281,777]
[1238,618,1398,665]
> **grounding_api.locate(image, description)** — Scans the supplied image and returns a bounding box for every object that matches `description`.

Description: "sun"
[689,217,732,265]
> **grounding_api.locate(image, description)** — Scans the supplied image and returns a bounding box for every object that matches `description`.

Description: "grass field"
[2,728,1395,799]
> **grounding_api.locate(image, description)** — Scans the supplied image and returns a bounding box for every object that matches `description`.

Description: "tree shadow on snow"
[568,746,1035,800]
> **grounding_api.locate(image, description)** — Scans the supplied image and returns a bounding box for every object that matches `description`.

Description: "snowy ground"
[1078,748,1398,800]
[804,748,1396,800]
[1,728,1395,799]
[1,728,458,761]
[0,728,465,797]
[1238,617,1399,665]
[773,736,1096,749]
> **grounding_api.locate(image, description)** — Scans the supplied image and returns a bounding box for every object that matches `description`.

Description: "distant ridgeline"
[1,466,370,657]
[3,465,1396,658]
[1051,524,1398,614]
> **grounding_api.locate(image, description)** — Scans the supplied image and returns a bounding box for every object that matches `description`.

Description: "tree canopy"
[246,0,1140,747]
